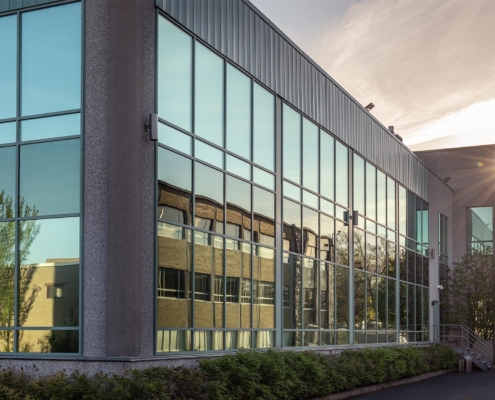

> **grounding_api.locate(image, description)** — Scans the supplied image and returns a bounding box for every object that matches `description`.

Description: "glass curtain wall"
[156,16,276,352]
[156,13,430,352]
[438,213,449,324]
[353,153,397,344]
[467,207,493,254]
[0,2,82,354]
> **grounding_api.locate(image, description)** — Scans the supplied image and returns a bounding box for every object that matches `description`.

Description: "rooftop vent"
[388,126,395,134]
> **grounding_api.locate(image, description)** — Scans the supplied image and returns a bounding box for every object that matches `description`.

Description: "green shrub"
[0,345,457,399]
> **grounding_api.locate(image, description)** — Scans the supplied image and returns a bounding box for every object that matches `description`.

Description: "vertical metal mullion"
[250,77,254,349]
[395,181,400,342]
[274,96,282,348]
[190,35,196,352]
[222,47,227,352]
[348,147,354,346]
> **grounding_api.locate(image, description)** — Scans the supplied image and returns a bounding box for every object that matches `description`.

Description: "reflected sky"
[0,15,16,120]
[21,113,80,142]
[0,122,16,146]
[0,147,16,217]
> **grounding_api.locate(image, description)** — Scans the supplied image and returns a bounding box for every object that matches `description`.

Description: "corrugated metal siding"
[156,0,429,201]
[0,0,63,13]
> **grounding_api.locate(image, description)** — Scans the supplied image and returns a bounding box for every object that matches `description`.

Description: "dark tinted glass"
[377,277,386,330]
[366,162,376,220]
[226,65,251,159]
[195,43,223,146]
[0,15,16,120]
[407,191,416,239]
[253,83,275,171]
[283,105,301,184]
[353,153,365,215]
[388,279,396,330]
[354,270,365,329]
[335,141,348,206]
[302,118,318,192]
[19,217,80,327]
[22,3,81,116]
[19,330,78,353]
[283,254,302,329]
[354,229,365,270]
[335,219,348,266]
[320,132,334,200]
[366,274,377,329]
[398,186,407,235]
[0,147,16,218]
[336,265,349,330]
[20,139,80,216]
[158,17,191,131]
[366,233,376,273]
[21,113,80,142]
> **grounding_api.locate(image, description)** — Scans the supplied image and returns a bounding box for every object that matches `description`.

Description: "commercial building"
[0,0,491,374]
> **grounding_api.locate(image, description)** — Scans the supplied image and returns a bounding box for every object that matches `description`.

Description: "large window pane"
[253,83,275,171]
[387,177,396,230]
[468,206,493,253]
[320,214,335,262]
[195,43,223,146]
[336,266,349,330]
[377,170,386,225]
[254,246,275,328]
[158,123,192,156]
[19,330,78,353]
[20,139,80,217]
[226,175,251,242]
[0,147,16,218]
[302,118,318,192]
[158,17,191,131]
[226,65,251,159]
[320,132,334,200]
[335,141,348,207]
[283,254,302,331]
[195,163,224,234]
[335,219,348,266]
[21,113,80,142]
[366,162,376,220]
[19,217,79,328]
[0,123,16,145]
[283,199,301,254]
[302,257,317,328]
[399,186,407,235]
[353,154,365,215]
[303,207,318,258]
[0,222,15,343]
[283,105,301,184]
[0,15,16,120]
[22,3,81,116]
[226,242,251,329]
[253,187,275,247]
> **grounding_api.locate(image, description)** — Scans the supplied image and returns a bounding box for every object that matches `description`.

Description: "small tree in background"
[446,249,495,340]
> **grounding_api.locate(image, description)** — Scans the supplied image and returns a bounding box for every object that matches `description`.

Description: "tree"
[0,191,41,352]
[445,249,495,340]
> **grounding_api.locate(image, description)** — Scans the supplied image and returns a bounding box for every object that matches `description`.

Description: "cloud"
[313,0,495,146]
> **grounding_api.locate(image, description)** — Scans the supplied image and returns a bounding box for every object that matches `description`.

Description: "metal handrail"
[433,324,493,364]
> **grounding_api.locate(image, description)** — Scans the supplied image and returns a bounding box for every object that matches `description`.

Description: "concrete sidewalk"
[354,371,495,399]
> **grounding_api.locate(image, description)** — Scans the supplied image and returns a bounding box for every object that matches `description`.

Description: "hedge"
[0,345,457,399]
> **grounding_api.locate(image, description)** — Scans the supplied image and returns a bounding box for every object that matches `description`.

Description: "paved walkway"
[353,371,495,400]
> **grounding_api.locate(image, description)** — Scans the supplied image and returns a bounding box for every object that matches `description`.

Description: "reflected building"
[0,0,493,375]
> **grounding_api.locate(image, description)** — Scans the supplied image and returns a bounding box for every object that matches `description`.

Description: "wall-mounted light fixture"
[365,102,375,111]
[444,177,451,183]
[145,113,158,141]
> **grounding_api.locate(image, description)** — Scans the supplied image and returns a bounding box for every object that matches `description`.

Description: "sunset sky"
[250,0,495,151]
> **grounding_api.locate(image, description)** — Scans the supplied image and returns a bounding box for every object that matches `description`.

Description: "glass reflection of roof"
[158,180,192,195]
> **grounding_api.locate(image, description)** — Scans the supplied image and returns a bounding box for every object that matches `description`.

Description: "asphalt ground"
[353,371,495,400]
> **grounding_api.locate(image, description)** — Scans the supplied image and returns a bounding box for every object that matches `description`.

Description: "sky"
[250,0,495,151]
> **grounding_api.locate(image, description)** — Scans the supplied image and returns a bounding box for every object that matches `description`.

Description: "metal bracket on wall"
[144,113,158,141]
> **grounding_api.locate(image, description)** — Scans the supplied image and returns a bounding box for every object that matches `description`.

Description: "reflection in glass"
[253,187,275,247]
[399,282,407,331]
[303,207,318,258]
[20,139,80,216]
[320,263,334,330]
[407,284,415,332]
[157,224,192,331]
[377,277,387,330]
[353,154,365,215]
[157,148,192,225]
[283,104,301,184]
[195,43,223,146]
[195,140,223,169]
[335,141,348,207]
[283,254,302,334]
[366,162,376,220]
[366,233,376,273]
[253,167,274,191]
[407,250,415,283]
[226,64,251,159]
[253,83,275,171]
[354,270,365,330]
[320,132,334,200]
[283,199,301,254]
[335,219,348,266]
[157,330,191,352]
[194,234,223,328]
[320,214,334,262]
[226,176,251,242]
[226,331,251,349]
[21,113,80,142]
[0,15,16,120]
[226,241,251,329]
[320,199,334,216]
[398,186,407,236]
[303,258,317,328]
[254,331,274,348]
[422,203,429,247]
[376,237,387,276]
[158,123,192,155]
[388,279,396,330]
[407,191,416,240]
[387,177,396,229]
[376,170,386,225]
[302,118,318,192]
[0,147,16,218]
[336,265,349,330]
[158,17,191,131]
[283,181,300,202]
[354,229,365,269]
[22,3,81,116]
[0,222,15,351]
[0,123,16,145]
[195,163,224,234]
[226,155,251,180]
[254,246,275,329]
[387,242,396,278]
[366,274,377,329]
[303,190,318,209]
[18,330,78,353]
[468,206,493,253]
[19,217,79,328]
